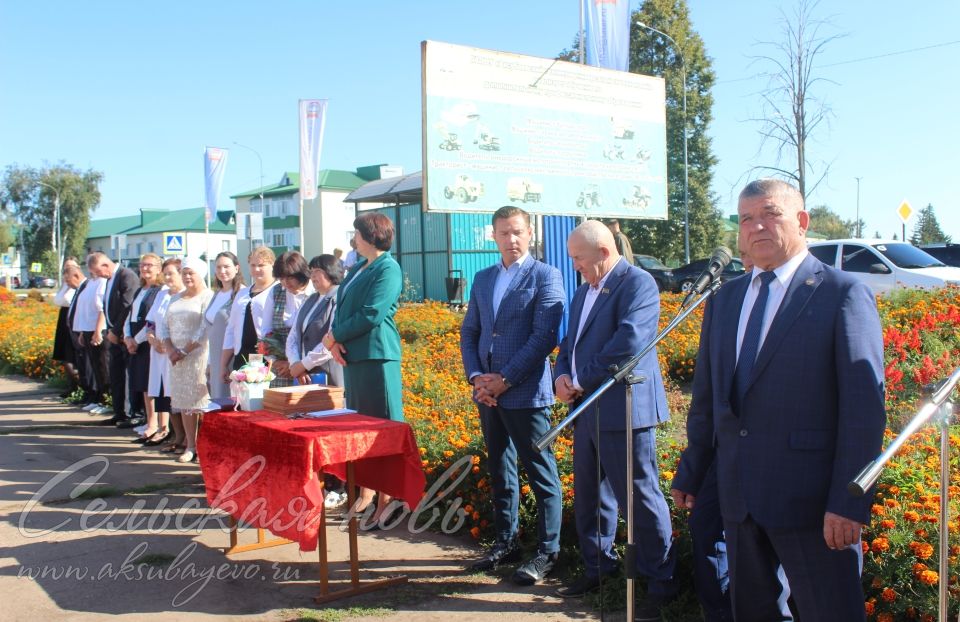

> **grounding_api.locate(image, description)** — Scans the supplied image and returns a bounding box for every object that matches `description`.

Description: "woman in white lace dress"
[161,257,213,464]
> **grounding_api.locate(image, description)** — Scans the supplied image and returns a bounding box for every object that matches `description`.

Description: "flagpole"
[299,197,305,252]
[579,0,585,63]
[204,218,211,288]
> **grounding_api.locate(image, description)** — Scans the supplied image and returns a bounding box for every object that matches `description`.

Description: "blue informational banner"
[422,41,667,220]
[583,0,631,71]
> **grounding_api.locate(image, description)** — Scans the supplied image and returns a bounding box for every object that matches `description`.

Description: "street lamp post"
[637,21,690,264]
[37,180,62,286]
[855,176,862,238]
[233,141,265,215]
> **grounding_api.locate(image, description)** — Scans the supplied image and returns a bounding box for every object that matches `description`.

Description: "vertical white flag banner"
[583,0,631,71]
[204,146,229,224]
[299,99,328,201]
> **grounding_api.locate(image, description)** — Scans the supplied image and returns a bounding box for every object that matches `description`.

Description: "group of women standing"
[54,213,407,521]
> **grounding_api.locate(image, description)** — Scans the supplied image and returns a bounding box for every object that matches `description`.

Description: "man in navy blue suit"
[460,205,566,585]
[672,179,886,622]
[553,220,676,619]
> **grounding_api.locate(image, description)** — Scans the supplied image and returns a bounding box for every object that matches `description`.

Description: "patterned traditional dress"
[165,289,214,411]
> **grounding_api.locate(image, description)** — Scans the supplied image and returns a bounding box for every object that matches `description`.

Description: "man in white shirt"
[343,237,359,269]
[88,252,140,426]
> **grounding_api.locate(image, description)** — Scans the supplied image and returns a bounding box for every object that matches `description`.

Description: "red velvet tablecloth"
[197,410,426,551]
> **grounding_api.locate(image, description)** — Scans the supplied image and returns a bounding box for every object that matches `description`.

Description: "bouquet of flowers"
[256,332,286,360]
[229,362,276,411]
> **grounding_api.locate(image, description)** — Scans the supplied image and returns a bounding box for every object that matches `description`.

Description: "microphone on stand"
[682,246,733,306]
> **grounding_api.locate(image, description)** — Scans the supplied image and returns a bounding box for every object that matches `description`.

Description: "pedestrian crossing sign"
[163,232,185,255]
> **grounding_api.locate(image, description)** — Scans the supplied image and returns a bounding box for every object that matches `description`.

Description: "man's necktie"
[734,271,777,405]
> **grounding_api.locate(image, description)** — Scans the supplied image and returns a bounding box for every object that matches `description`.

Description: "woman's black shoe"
[143,430,173,447]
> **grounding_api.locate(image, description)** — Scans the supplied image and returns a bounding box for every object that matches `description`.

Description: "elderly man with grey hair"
[553,220,677,619]
[673,179,885,621]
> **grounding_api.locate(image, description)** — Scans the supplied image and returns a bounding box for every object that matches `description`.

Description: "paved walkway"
[0,375,607,621]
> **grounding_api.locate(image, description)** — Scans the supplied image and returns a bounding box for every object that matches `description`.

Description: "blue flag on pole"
[583,0,630,71]
[204,147,228,224]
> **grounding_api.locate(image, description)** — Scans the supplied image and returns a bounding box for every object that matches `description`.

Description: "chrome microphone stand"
[850,366,960,622]
[535,279,721,621]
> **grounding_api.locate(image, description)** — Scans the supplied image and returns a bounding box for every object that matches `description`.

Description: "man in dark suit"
[88,252,140,427]
[553,220,676,619]
[671,179,886,622]
[460,205,566,585]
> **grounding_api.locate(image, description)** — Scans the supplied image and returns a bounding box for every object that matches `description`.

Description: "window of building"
[222,240,231,251]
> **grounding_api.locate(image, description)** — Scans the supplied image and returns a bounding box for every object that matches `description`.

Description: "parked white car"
[807,239,960,295]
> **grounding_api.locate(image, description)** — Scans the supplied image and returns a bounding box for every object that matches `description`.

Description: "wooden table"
[197,409,426,603]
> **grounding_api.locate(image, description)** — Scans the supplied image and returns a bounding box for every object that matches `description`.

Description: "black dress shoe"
[556,573,606,598]
[97,416,123,426]
[512,551,557,585]
[116,416,145,429]
[468,538,520,572]
[143,430,173,447]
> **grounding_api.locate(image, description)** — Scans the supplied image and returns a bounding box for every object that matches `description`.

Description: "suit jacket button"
[739,429,748,437]
[492,332,498,338]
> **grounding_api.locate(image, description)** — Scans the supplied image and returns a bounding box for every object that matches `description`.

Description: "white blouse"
[222,281,314,353]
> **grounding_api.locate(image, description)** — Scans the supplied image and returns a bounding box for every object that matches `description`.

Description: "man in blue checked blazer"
[553,220,676,618]
[460,205,566,586]
[672,179,886,622]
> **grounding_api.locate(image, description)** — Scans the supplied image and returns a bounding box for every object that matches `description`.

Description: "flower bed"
[0,287,61,378]
[3,288,959,618]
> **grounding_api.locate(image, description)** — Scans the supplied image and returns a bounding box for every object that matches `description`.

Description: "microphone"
[682,246,733,306]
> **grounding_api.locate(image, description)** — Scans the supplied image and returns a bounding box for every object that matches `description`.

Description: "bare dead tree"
[749,0,841,200]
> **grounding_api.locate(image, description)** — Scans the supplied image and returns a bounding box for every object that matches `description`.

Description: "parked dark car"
[25,276,56,289]
[671,257,747,293]
[920,243,960,267]
[633,254,676,292]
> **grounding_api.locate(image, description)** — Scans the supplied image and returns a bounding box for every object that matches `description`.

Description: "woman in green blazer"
[324,211,404,524]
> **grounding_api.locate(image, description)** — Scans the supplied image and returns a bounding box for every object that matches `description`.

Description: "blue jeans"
[477,403,562,553]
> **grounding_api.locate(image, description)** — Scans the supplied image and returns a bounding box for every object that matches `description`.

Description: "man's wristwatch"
[501,376,512,389]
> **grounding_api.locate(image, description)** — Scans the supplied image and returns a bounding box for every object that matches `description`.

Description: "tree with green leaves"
[559,0,723,265]
[629,0,723,264]
[0,163,103,272]
[909,203,951,246]
[807,204,856,239]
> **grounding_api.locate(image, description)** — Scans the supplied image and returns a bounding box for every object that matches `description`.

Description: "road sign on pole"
[897,201,913,223]
[163,232,185,255]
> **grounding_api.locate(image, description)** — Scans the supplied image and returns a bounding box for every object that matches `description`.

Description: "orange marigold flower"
[861,540,869,554]
[877,613,895,622]
[913,542,934,560]
[871,504,886,516]
[871,537,890,553]
[879,519,895,529]
[864,601,874,616]
[904,510,921,522]
[919,570,939,585]
[470,526,480,539]
[881,587,896,602]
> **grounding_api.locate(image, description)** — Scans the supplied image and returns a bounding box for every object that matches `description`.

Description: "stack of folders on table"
[262,384,345,415]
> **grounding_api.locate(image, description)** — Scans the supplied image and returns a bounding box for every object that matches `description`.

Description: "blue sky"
[2,1,957,242]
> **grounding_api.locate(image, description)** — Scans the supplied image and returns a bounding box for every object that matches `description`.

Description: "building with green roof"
[86,207,236,265]
[231,165,400,277]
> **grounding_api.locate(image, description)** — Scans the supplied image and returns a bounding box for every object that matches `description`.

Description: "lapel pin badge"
[601,288,610,294]
[804,277,815,286]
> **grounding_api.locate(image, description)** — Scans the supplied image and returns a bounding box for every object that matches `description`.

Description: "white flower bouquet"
[229,363,276,411]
